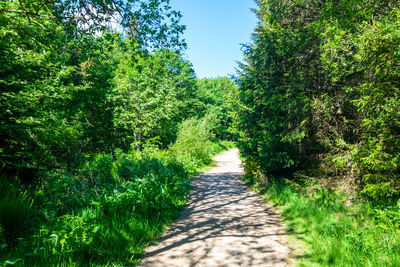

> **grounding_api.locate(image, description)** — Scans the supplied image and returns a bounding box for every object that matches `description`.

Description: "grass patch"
[1,147,232,266]
[1,140,234,266]
[243,176,400,266]
[1,150,191,266]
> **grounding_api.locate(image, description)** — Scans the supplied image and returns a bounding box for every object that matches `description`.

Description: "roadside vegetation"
[235,0,400,265]
[0,0,236,265]
[1,123,233,266]
[3,0,400,265]
[243,175,400,266]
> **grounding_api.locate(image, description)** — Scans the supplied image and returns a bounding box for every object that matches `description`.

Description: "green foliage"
[0,0,237,265]
[196,77,238,140]
[1,147,197,265]
[350,9,400,199]
[235,0,400,200]
[248,179,400,266]
[0,0,191,178]
[111,49,198,149]
[0,180,33,246]
[235,0,320,176]
[1,0,186,50]
[170,118,214,169]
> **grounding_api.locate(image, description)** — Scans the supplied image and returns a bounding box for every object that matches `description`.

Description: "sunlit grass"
[244,177,400,266]
[1,140,233,266]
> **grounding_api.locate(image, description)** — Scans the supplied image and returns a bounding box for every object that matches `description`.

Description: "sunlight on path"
[141,148,293,267]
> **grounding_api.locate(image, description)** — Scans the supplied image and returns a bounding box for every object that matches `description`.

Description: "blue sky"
[169,0,257,78]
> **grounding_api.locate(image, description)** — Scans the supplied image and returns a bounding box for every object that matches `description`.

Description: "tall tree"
[236,0,400,199]
[0,0,187,178]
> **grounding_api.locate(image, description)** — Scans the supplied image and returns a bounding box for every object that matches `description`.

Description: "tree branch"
[0,9,82,20]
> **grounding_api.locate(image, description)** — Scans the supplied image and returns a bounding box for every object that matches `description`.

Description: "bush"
[235,0,400,201]
[0,180,33,245]
[0,110,230,265]
[170,118,214,167]
[0,146,197,265]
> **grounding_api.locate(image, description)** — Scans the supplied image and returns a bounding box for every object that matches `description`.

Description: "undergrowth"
[243,176,400,266]
[0,119,234,266]
[1,150,191,266]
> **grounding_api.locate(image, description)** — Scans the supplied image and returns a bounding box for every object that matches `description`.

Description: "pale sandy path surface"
[141,148,293,267]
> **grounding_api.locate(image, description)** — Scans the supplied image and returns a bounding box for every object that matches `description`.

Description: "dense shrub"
[0,0,237,265]
[196,77,238,141]
[170,118,214,168]
[0,180,33,245]
[0,0,192,180]
[0,148,194,265]
[235,0,400,200]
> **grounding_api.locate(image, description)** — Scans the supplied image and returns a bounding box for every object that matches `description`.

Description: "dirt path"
[141,148,293,267]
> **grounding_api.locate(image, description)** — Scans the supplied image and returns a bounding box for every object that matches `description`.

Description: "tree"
[236,0,400,199]
[0,0,187,179]
[111,48,197,149]
[196,77,237,140]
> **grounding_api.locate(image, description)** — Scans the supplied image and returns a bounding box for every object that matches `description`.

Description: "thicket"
[196,77,238,141]
[0,0,236,265]
[236,0,400,264]
[235,0,400,201]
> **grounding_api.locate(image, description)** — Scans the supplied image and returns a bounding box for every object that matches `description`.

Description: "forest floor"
[140,148,293,267]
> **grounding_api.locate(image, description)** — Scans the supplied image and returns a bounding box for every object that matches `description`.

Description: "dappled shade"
[141,149,292,266]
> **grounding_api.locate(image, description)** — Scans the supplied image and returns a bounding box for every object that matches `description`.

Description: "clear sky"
[169,0,257,78]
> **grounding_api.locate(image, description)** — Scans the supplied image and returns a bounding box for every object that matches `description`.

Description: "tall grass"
[0,118,232,266]
[1,150,191,266]
[244,177,400,266]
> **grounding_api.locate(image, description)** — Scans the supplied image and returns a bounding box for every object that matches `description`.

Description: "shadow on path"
[141,149,293,267]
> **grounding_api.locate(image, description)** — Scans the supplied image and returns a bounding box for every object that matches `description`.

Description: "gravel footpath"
[140,148,293,267]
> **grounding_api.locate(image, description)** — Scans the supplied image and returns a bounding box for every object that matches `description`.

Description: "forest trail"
[140,148,293,267]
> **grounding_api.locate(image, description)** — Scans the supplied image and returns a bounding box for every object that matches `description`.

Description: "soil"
[140,148,293,267]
